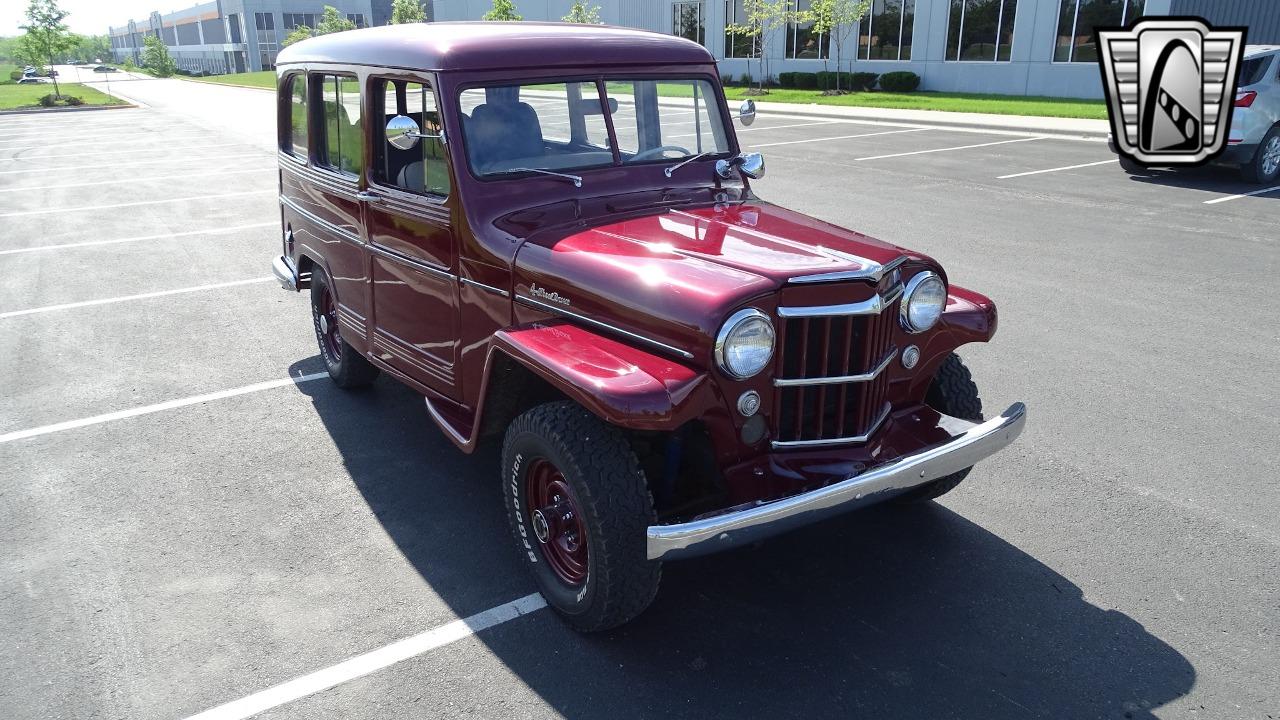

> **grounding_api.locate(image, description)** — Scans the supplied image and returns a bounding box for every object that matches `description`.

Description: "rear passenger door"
[363,75,460,398]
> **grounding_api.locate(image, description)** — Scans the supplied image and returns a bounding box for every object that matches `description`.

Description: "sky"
[3,0,191,36]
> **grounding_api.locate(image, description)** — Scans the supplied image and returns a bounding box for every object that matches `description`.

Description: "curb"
[179,77,273,92]
[739,101,1111,139]
[0,103,136,116]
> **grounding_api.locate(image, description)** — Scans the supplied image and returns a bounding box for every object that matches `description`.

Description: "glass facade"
[1054,0,1144,62]
[724,0,759,59]
[787,0,829,60]
[672,2,706,46]
[859,0,915,61]
[254,12,277,69]
[946,0,1017,62]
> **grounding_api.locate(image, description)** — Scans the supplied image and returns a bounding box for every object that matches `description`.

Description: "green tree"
[808,0,870,92]
[726,0,802,93]
[482,0,522,21]
[391,0,426,23]
[282,25,314,46]
[19,0,73,98]
[142,34,176,76]
[562,1,601,24]
[315,5,357,35]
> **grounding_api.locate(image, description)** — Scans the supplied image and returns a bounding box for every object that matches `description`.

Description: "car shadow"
[291,358,1195,719]
[1121,161,1269,196]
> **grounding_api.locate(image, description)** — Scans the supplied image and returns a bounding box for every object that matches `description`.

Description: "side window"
[374,79,450,196]
[287,73,307,158]
[317,74,362,177]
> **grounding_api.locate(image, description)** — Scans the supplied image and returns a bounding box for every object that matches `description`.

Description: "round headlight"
[716,309,775,379]
[900,271,946,333]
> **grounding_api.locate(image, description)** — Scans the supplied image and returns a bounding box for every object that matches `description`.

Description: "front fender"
[492,322,724,431]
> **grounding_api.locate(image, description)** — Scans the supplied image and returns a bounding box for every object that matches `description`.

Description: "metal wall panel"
[1171,0,1280,44]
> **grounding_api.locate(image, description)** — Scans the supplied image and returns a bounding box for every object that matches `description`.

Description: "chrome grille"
[772,285,901,449]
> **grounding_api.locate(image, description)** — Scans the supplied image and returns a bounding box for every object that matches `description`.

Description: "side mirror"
[715,152,765,180]
[386,114,421,150]
[738,98,756,126]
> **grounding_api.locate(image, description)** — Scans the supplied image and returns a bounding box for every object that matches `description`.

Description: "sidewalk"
[744,100,1110,139]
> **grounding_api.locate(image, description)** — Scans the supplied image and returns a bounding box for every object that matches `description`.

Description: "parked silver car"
[1115,45,1280,184]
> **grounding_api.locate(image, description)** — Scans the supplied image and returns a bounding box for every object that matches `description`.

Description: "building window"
[318,75,362,177]
[946,0,1017,62]
[1054,0,1143,62]
[788,0,829,59]
[255,12,278,69]
[254,12,274,31]
[287,74,308,159]
[672,2,705,46]
[347,13,367,28]
[227,13,242,43]
[374,79,449,196]
[284,13,317,30]
[859,0,915,60]
[724,0,760,59]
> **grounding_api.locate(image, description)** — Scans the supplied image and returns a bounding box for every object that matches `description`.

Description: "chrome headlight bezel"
[899,271,946,334]
[715,308,775,380]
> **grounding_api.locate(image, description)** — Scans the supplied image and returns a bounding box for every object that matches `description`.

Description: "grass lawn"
[719,86,1106,119]
[0,83,127,110]
[1,63,19,84]
[190,70,276,89]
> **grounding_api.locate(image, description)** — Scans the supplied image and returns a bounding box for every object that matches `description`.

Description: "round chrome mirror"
[739,99,757,126]
[386,114,420,151]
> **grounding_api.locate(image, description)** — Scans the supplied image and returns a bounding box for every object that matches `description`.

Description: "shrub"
[65,96,83,106]
[777,71,796,88]
[815,70,833,90]
[741,73,752,87]
[39,94,58,107]
[794,72,818,89]
[9,70,23,82]
[879,71,921,92]
[850,72,879,91]
[721,73,734,85]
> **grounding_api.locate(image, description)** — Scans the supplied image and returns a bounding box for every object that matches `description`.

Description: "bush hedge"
[879,71,921,92]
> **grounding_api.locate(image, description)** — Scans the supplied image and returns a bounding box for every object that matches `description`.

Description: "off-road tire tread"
[896,353,983,503]
[503,401,661,632]
[310,271,379,389]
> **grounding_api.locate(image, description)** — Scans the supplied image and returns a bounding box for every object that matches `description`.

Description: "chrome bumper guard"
[646,402,1027,561]
[272,255,299,291]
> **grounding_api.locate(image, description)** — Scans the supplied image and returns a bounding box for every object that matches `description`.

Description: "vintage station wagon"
[271,22,1026,631]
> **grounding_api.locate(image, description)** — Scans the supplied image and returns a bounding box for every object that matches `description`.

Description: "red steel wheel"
[525,458,589,586]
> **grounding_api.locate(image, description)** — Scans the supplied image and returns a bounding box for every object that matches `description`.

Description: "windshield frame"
[454,72,735,184]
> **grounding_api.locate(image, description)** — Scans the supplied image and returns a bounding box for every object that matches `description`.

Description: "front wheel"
[501,401,661,632]
[894,353,984,504]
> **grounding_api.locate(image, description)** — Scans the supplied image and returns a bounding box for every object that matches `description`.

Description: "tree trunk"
[49,53,61,99]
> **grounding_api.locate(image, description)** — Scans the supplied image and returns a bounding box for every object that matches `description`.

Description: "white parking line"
[855,136,1046,161]
[0,277,274,319]
[996,158,1118,179]
[0,141,245,162]
[0,189,273,217]
[0,152,268,175]
[0,168,270,194]
[0,370,328,445]
[0,132,206,148]
[751,127,930,148]
[0,222,276,255]
[183,593,547,720]
[1203,184,1280,205]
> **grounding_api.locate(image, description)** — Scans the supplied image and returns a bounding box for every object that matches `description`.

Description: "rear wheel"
[310,268,379,389]
[894,353,983,504]
[1240,127,1280,184]
[502,401,661,632]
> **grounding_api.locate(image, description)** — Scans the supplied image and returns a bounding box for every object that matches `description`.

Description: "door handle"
[356,191,383,203]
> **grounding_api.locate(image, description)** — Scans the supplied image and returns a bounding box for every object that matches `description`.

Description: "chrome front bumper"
[646,402,1028,561]
[272,255,299,291]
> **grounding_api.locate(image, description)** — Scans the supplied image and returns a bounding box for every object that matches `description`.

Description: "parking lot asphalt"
[1,72,1277,720]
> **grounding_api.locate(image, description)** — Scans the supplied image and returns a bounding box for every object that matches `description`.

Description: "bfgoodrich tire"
[310,268,379,389]
[502,401,661,632]
[894,353,984,504]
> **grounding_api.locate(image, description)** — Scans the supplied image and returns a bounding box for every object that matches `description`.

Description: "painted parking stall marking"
[183,593,547,720]
[1203,184,1280,204]
[997,158,1118,179]
[855,136,1046,161]
[0,190,274,218]
[0,168,270,195]
[0,222,276,255]
[0,152,270,175]
[0,277,275,319]
[751,127,931,148]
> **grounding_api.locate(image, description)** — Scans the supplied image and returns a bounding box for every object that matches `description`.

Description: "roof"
[276,22,715,71]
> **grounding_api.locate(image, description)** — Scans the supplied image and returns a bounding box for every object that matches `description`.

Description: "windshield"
[458,78,730,179]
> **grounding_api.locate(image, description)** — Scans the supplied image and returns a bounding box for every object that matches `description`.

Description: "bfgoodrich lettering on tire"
[502,401,661,632]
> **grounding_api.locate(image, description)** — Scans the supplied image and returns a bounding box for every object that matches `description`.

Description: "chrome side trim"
[367,242,453,282]
[788,255,908,285]
[770,401,892,449]
[515,294,696,361]
[280,195,362,244]
[647,402,1028,561]
[777,284,904,319]
[773,347,898,387]
[272,255,298,291]
[461,277,510,298]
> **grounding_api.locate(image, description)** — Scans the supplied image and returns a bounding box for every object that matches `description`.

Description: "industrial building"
[109,0,1279,97]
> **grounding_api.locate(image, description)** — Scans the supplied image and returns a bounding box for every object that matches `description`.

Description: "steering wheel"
[629,145,693,163]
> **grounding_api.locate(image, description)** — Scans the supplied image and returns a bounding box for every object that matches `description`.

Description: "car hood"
[512,201,921,364]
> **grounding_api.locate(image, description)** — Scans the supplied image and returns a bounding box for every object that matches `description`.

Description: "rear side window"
[374,79,450,197]
[287,74,307,158]
[1239,55,1273,87]
[318,74,362,176]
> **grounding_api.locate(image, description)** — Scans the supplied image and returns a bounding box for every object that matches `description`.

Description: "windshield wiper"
[664,151,715,178]
[493,167,583,187]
